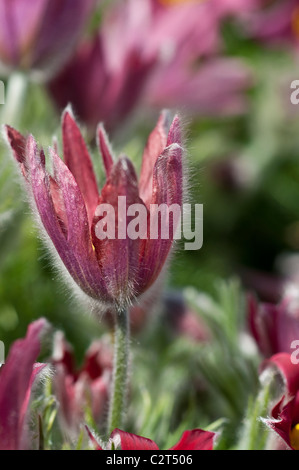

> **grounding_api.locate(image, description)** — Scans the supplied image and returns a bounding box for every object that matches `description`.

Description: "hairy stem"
[108,308,130,435]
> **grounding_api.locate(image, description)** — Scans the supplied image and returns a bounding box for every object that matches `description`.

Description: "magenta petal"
[50,149,110,301]
[26,137,108,301]
[261,353,299,398]
[31,0,95,74]
[111,429,159,450]
[3,125,27,164]
[138,142,183,291]
[85,425,104,450]
[248,294,299,357]
[62,110,99,226]
[139,111,168,207]
[170,429,216,451]
[92,157,145,306]
[3,124,28,179]
[97,124,115,178]
[166,114,182,148]
[0,318,48,450]
[265,397,295,450]
[0,0,48,66]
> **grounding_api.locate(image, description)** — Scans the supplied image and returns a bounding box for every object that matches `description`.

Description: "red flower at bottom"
[86,426,216,450]
[262,353,299,450]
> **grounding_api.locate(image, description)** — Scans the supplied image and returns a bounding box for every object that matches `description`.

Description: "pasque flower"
[86,426,216,450]
[48,11,156,133]
[48,0,253,133]
[144,0,255,116]
[0,318,48,450]
[0,0,95,79]
[52,332,112,435]
[4,109,183,310]
[248,293,299,357]
[261,353,299,450]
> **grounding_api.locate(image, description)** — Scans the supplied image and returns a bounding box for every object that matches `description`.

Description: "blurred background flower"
[0,0,96,80]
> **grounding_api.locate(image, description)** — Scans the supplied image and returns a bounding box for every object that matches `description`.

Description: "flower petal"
[0,0,48,66]
[92,157,145,306]
[166,114,182,147]
[3,124,28,178]
[0,318,48,450]
[85,425,104,450]
[50,148,110,301]
[261,353,299,398]
[62,109,99,226]
[110,429,159,450]
[97,124,115,178]
[31,0,96,75]
[26,136,108,301]
[3,124,27,164]
[139,111,169,207]
[170,429,216,451]
[138,142,183,291]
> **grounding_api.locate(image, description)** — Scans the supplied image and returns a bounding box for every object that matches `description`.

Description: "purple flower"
[0,0,95,79]
[52,332,113,435]
[48,32,156,133]
[4,110,183,309]
[48,0,254,132]
[0,319,48,450]
[248,293,299,357]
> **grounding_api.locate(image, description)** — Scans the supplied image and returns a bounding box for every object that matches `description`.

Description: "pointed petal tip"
[62,104,76,123]
[85,425,103,450]
[3,125,28,165]
[97,122,115,177]
[113,155,138,180]
[167,114,182,147]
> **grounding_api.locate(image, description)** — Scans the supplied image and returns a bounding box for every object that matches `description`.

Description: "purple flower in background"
[147,58,252,118]
[52,332,112,435]
[243,0,299,47]
[4,110,183,310]
[48,0,254,132]
[0,0,96,79]
[144,0,255,115]
[48,33,156,134]
[0,319,48,450]
[248,293,299,357]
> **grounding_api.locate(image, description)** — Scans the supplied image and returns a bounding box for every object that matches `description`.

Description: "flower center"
[290,424,299,450]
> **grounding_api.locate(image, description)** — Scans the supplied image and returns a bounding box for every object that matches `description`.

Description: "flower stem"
[1,72,28,126]
[108,308,130,435]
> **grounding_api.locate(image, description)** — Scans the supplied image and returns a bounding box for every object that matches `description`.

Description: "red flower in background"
[248,293,299,357]
[0,319,48,450]
[86,426,216,450]
[262,353,299,450]
[52,332,112,435]
[49,0,254,133]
